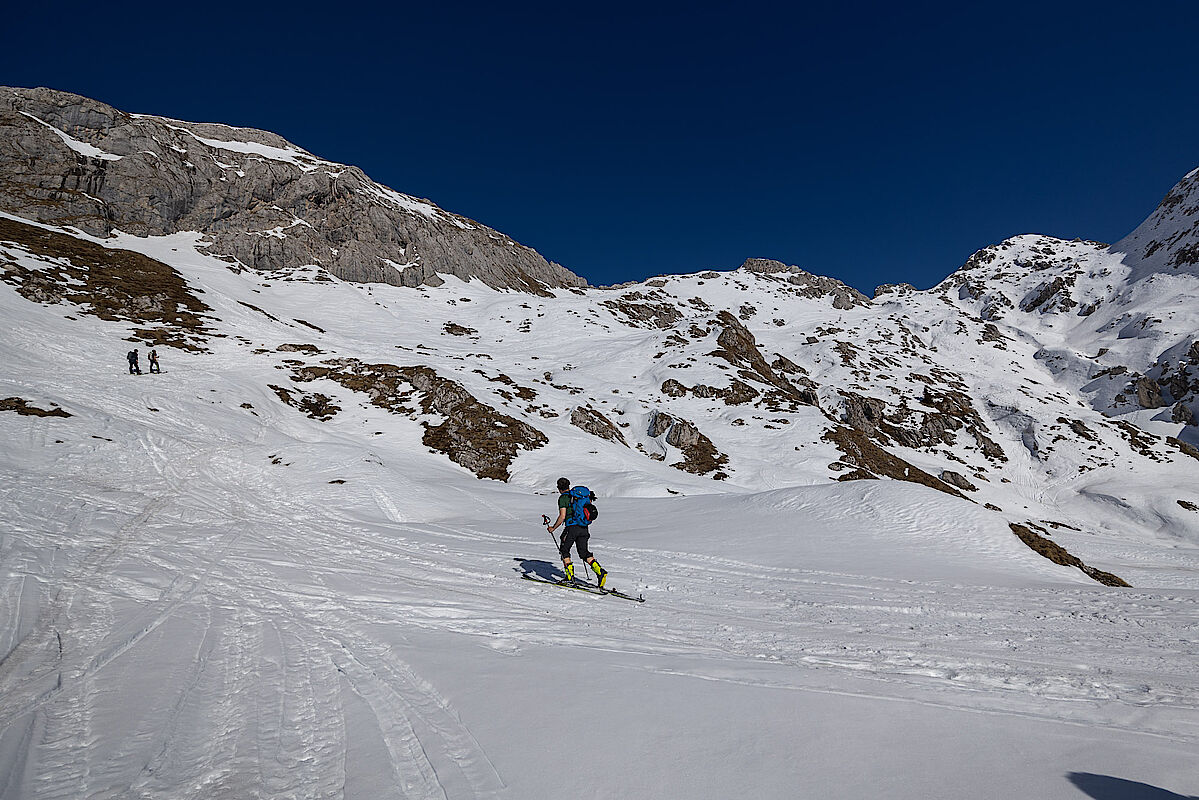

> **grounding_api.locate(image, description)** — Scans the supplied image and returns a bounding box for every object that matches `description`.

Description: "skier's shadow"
[1067,773,1196,799]
[513,558,563,581]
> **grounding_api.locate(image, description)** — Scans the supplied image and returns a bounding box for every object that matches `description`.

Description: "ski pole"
[541,513,557,551]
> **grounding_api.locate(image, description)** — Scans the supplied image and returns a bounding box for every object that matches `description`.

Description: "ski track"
[2,330,1198,797]
[4,438,1199,797]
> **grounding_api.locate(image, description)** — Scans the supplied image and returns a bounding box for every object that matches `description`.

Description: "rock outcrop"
[740,258,871,309]
[839,387,1006,463]
[0,86,586,294]
[710,311,820,409]
[647,411,729,478]
[570,406,628,446]
[1110,166,1199,279]
[290,359,547,481]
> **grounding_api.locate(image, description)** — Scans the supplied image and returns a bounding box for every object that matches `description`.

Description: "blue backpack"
[565,486,598,527]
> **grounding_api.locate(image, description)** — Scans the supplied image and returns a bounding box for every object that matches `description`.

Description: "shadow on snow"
[1067,773,1196,800]
[513,557,564,582]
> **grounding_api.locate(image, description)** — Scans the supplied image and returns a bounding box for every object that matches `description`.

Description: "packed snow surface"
[0,223,1197,799]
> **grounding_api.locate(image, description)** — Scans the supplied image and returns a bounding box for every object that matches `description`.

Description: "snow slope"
[1,208,1197,798]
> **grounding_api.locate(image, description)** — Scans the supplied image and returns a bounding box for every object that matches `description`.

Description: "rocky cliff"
[0,86,586,294]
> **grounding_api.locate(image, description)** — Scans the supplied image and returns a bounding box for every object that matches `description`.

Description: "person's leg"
[577,534,608,587]
[559,529,576,581]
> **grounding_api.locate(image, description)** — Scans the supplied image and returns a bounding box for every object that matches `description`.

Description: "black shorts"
[558,525,592,560]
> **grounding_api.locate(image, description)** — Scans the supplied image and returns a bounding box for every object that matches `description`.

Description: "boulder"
[939,470,978,491]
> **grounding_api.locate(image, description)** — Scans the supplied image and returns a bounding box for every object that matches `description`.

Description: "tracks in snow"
[2,418,1197,798]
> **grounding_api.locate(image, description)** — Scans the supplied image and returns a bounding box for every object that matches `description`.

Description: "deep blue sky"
[5,1,1197,291]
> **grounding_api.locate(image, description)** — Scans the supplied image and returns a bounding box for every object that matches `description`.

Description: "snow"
[18,112,122,161]
[0,220,1197,799]
[381,257,418,273]
[189,132,325,169]
[358,182,468,227]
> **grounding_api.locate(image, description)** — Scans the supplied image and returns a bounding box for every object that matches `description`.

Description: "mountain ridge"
[0,86,586,294]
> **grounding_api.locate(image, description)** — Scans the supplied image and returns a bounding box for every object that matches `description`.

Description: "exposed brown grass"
[1009,523,1130,587]
[0,217,213,350]
[269,384,341,421]
[292,359,547,481]
[1,396,71,417]
[823,425,965,499]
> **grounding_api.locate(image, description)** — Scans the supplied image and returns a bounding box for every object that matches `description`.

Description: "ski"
[602,587,647,603]
[520,574,645,603]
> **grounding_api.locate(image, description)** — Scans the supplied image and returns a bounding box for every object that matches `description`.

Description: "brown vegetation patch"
[601,298,684,329]
[292,358,546,481]
[823,426,965,498]
[444,322,478,336]
[1167,436,1199,461]
[1111,420,1165,461]
[474,371,538,402]
[238,301,284,324]
[1,396,71,417]
[1009,523,1130,587]
[269,384,341,421]
[294,319,325,333]
[0,216,213,350]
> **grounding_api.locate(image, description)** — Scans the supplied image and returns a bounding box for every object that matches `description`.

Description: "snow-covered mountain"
[1,91,1197,799]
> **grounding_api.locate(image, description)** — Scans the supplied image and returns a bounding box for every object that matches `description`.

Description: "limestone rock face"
[0,86,586,294]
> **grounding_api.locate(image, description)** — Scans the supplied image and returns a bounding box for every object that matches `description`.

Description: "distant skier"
[148,349,160,374]
[546,477,607,587]
[127,349,141,375]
